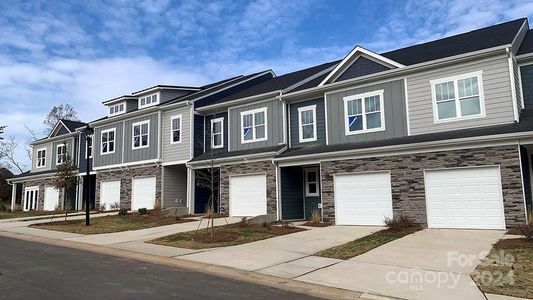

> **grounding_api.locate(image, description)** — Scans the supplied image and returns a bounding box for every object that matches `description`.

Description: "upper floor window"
[170,115,181,144]
[431,71,485,122]
[241,107,267,143]
[211,118,224,149]
[101,128,115,155]
[108,102,125,116]
[298,105,317,143]
[56,144,66,165]
[85,135,93,159]
[343,90,385,135]
[139,93,159,109]
[132,120,149,149]
[36,148,46,168]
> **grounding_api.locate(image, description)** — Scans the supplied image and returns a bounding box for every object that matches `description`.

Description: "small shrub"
[110,202,120,210]
[0,202,8,212]
[520,223,533,241]
[281,221,292,229]
[384,214,416,231]
[310,209,321,224]
[138,208,148,215]
[261,221,272,229]
[238,217,248,227]
[99,203,107,212]
[118,207,128,216]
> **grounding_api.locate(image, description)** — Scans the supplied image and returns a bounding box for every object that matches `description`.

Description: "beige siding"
[407,54,514,135]
[162,106,191,162]
[31,142,52,172]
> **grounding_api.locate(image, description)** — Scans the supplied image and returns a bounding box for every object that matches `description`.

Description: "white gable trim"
[319,46,404,86]
[47,120,72,138]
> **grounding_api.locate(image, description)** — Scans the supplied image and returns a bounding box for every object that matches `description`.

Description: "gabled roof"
[48,119,86,138]
[518,29,533,56]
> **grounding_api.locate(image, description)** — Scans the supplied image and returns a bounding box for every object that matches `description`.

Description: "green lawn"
[315,226,422,260]
[31,211,194,234]
[473,238,533,299]
[150,222,306,249]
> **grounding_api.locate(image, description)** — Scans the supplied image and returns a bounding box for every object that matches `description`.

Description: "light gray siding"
[289,98,326,147]
[514,58,523,112]
[31,142,53,172]
[407,54,514,135]
[51,138,74,169]
[93,123,123,167]
[162,106,191,163]
[326,79,408,144]
[123,113,159,163]
[162,165,188,208]
[229,99,285,151]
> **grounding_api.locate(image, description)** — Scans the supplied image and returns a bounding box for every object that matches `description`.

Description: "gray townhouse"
[8,18,533,231]
[190,18,533,230]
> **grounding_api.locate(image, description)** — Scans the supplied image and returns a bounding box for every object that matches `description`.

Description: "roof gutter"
[31,131,79,146]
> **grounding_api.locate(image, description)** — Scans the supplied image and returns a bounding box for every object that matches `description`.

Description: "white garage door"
[334,172,393,225]
[44,186,60,211]
[229,174,267,217]
[425,166,505,230]
[100,180,121,210]
[132,177,156,210]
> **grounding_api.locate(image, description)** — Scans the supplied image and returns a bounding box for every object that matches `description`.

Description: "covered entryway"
[334,171,393,225]
[100,180,120,210]
[280,165,321,220]
[229,174,267,217]
[132,176,156,210]
[44,186,60,211]
[425,166,506,229]
[194,167,220,214]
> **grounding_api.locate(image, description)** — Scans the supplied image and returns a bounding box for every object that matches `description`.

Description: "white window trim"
[304,168,319,197]
[85,135,93,159]
[138,92,160,109]
[298,105,317,143]
[108,101,126,117]
[211,117,224,149]
[240,107,268,144]
[430,71,486,124]
[100,128,116,155]
[343,89,385,136]
[132,120,150,150]
[36,148,46,168]
[170,115,182,144]
[56,143,66,165]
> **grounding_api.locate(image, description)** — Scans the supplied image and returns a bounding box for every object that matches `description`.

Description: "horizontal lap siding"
[162,106,191,162]
[326,79,407,144]
[407,54,514,135]
[93,123,123,167]
[123,113,159,163]
[289,98,326,147]
[31,142,52,172]
[163,165,188,208]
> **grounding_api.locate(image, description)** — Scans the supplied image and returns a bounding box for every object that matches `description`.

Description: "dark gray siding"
[205,112,228,153]
[160,90,192,104]
[326,79,408,145]
[229,99,285,151]
[335,56,390,82]
[289,98,326,148]
[123,113,159,163]
[193,114,205,157]
[56,125,70,136]
[93,123,123,167]
[78,132,93,173]
[520,64,533,108]
[280,166,304,220]
[126,99,138,113]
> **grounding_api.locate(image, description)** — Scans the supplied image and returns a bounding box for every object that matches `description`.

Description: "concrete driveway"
[179,226,381,272]
[297,229,505,300]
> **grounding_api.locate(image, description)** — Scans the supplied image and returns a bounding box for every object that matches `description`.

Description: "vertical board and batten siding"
[123,113,159,163]
[126,99,138,113]
[520,64,533,108]
[289,98,326,147]
[335,56,391,82]
[407,54,514,135]
[162,165,188,208]
[193,114,205,157]
[31,142,53,172]
[160,90,191,104]
[78,132,93,173]
[51,138,74,169]
[162,106,191,162]
[205,112,229,153]
[229,99,285,151]
[326,79,407,145]
[93,122,124,167]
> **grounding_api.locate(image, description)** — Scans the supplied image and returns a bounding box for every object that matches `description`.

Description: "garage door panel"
[425,166,505,230]
[100,180,121,210]
[132,177,156,210]
[44,187,60,211]
[229,175,267,217]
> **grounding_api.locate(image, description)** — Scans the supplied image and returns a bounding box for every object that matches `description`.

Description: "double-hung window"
[305,168,319,197]
[211,118,224,149]
[36,148,46,168]
[56,144,66,165]
[132,121,149,149]
[170,115,181,144]
[431,71,484,122]
[343,90,385,135]
[241,108,267,143]
[101,128,115,154]
[298,105,317,143]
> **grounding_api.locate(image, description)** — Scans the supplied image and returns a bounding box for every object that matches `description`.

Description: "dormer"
[108,101,126,116]
[138,92,159,109]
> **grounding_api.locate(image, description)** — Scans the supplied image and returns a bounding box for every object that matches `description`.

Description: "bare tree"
[0,136,26,174]
[43,104,80,133]
[24,125,39,161]
[53,144,78,221]
[0,125,5,140]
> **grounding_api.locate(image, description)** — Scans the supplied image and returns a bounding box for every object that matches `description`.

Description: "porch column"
[10,183,17,211]
[187,168,194,214]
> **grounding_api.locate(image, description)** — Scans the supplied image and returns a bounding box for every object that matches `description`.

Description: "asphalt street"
[0,236,318,299]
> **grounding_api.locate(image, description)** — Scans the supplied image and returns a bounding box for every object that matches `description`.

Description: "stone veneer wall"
[320,145,526,227]
[95,165,161,209]
[219,160,277,215]
[22,177,64,210]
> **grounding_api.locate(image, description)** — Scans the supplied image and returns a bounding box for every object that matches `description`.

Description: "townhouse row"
[9,18,533,229]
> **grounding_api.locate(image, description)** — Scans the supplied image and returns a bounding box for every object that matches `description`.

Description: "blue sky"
[2,0,533,171]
